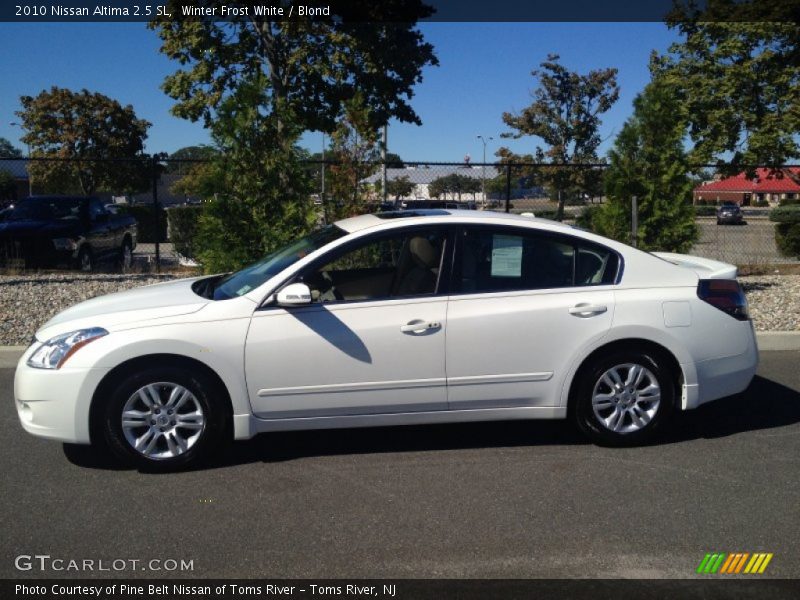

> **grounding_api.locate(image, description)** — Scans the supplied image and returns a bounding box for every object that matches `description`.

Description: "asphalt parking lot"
[2,351,799,580]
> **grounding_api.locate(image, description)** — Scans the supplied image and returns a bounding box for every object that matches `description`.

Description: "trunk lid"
[651,252,737,280]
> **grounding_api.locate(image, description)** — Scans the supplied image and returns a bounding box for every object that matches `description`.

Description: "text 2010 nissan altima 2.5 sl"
[15,210,758,470]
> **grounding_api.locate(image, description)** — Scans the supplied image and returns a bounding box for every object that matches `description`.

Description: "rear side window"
[455,227,619,293]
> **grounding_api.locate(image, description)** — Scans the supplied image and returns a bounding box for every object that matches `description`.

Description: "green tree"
[0,170,17,204]
[16,87,150,195]
[167,145,217,173]
[326,95,382,220]
[150,1,437,271]
[594,80,698,253]
[656,1,800,169]
[501,54,618,220]
[0,138,23,158]
[386,175,415,200]
[429,173,481,200]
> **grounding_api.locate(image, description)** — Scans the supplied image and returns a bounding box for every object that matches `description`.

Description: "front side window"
[456,227,618,294]
[300,229,447,303]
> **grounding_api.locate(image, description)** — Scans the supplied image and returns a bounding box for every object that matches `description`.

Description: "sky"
[0,22,680,163]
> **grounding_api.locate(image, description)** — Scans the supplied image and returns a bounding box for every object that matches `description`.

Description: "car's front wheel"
[77,246,94,272]
[573,350,675,446]
[101,366,228,470]
[119,237,133,271]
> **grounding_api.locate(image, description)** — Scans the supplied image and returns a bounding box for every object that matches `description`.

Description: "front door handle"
[400,320,442,334]
[569,303,608,317]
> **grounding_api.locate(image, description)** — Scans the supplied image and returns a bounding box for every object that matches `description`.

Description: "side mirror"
[276,282,312,307]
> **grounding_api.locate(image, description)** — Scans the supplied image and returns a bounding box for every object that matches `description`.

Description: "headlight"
[27,328,108,370]
[52,238,78,251]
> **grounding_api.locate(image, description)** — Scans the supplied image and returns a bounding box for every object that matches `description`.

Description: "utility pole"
[477,135,493,208]
[381,124,388,203]
[321,132,328,224]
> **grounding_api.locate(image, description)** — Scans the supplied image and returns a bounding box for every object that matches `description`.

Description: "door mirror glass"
[276,282,312,306]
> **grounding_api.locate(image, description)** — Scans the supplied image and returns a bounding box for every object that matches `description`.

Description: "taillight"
[697,279,749,321]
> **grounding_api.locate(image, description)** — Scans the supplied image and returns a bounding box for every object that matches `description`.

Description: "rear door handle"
[400,320,442,334]
[569,303,608,317]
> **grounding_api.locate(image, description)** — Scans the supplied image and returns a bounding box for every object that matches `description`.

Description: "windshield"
[208,225,348,300]
[9,197,84,221]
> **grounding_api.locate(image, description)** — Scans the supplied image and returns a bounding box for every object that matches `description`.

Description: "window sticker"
[236,284,253,295]
[491,235,523,277]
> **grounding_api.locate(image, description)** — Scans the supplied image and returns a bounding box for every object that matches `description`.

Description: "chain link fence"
[1,157,796,273]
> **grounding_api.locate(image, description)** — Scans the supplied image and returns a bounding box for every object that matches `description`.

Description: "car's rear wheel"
[101,367,227,470]
[573,350,675,446]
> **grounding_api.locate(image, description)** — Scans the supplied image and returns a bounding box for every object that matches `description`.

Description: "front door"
[245,226,451,418]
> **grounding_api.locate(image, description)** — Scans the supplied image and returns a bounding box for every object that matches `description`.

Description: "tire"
[716,218,722,225]
[100,366,228,471]
[119,237,133,271]
[572,350,675,447]
[77,246,94,272]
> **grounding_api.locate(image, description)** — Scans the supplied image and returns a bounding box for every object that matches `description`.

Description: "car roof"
[334,209,574,234]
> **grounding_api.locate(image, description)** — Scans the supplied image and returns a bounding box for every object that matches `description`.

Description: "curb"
[1,332,799,369]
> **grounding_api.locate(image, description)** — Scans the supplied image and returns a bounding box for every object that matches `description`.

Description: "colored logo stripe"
[698,553,773,574]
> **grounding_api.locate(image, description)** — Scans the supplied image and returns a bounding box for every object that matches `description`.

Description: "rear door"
[445,225,619,409]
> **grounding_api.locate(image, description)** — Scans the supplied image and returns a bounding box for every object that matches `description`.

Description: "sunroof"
[374,209,450,219]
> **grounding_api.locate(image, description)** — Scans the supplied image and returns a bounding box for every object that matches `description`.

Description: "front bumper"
[717,213,743,224]
[14,346,110,444]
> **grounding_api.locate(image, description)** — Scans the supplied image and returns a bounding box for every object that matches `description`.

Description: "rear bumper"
[685,321,759,409]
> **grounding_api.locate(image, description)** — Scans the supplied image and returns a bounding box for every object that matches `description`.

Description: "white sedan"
[15,210,758,470]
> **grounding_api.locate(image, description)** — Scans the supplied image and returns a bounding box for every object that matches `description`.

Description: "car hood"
[36,276,209,340]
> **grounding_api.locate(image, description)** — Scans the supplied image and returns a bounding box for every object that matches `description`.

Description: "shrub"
[167,205,204,259]
[532,209,559,220]
[768,206,800,223]
[779,196,800,206]
[769,207,800,258]
[694,205,717,217]
[754,198,770,207]
[575,205,601,230]
[775,223,800,258]
[118,204,167,243]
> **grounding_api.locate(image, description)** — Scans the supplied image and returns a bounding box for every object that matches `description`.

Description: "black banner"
[4,579,800,600]
[2,0,800,23]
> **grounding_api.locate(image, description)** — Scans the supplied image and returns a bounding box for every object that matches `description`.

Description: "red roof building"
[693,168,800,205]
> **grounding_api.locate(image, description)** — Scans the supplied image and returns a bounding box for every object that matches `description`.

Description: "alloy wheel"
[121,382,206,460]
[591,363,661,434]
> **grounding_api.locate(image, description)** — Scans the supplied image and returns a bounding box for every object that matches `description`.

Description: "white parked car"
[15,210,758,470]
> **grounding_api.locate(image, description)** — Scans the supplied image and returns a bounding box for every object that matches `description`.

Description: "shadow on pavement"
[63,375,800,472]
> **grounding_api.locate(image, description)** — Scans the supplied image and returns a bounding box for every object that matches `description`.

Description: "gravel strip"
[0,272,797,346]
[0,273,179,346]
[740,275,800,332]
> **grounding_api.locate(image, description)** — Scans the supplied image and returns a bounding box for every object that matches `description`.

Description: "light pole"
[477,135,493,207]
[9,122,32,195]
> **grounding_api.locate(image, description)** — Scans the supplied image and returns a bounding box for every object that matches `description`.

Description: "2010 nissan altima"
[14,210,758,470]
